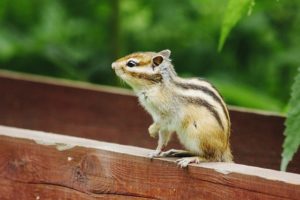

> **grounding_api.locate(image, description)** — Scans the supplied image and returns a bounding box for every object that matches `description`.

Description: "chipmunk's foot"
[160,149,192,157]
[148,150,161,159]
[176,156,205,168]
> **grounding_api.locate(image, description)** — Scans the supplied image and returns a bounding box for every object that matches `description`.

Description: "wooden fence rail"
[0,70,299,173]
[0,70,300,199]
[0,125,299,200]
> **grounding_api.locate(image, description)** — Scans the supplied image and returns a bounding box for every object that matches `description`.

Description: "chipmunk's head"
[112,49,176,90]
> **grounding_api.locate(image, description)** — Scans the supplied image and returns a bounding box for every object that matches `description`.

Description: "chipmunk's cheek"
[115,71,126,82]
[114,66,125,76]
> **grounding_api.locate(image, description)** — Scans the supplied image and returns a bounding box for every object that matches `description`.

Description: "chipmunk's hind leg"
[176,156,207,168]
[160,149,194,157]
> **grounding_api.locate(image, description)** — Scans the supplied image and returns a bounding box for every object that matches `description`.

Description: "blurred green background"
[0,0,299,113]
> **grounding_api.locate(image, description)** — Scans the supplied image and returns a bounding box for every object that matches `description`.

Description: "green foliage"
[209,77,283,111]
[218,0,255,51]
[281,68,300,171]
[0,0,300,113]
[217,0,300,171]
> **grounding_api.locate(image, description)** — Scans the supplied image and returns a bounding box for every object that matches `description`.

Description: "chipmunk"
[112,50,233,167]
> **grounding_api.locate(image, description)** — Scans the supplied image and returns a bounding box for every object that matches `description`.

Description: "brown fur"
[127,70,162,83]
[116,52,155,67]
[181,115,193,130]
[119,66,162,84]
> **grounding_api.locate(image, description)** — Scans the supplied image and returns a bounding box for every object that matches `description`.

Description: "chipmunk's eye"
[126,60,137,67]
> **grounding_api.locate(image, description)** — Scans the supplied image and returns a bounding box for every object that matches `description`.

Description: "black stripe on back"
[173,81,229,121]
[179,96,224,130]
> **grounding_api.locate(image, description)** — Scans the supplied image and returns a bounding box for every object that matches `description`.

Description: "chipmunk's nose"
[111,62,117,69]
[112,62,119,70]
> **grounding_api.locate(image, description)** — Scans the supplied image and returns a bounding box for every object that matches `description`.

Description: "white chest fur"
[137,87,178,133]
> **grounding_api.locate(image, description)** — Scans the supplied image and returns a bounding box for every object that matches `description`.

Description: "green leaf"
[281,67,300,171]
[218,0,255,52]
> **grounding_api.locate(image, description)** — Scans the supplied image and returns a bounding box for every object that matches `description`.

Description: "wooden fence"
[1,126,300,199]
[0,70,299,199]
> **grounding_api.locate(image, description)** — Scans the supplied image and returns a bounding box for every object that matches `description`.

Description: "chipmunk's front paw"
[148,150,161,159]
[148,123,159,138]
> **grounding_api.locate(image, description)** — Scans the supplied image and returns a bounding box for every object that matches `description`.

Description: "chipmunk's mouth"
[112,66,126,79]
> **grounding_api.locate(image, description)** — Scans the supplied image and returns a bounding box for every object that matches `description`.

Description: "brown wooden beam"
[0,126,299,200]
[0,179,152,200]
[0,70,299,173]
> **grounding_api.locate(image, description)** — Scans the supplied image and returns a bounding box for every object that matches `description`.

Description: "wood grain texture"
[0,70,299,173]
[0,126,299,200]
[0,179,151,200]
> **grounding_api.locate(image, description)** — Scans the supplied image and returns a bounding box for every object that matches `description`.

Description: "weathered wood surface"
[0,180,149,200]
[0,126,299,200]
[0,70,299,173]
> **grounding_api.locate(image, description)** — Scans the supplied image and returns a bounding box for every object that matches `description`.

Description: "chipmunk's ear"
[159,49,171,58]
[152,55,163,67]
[152,49,171,67]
